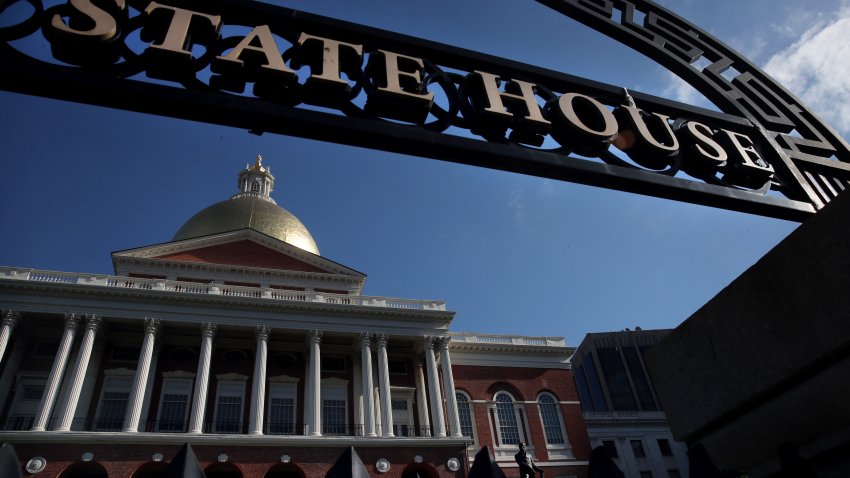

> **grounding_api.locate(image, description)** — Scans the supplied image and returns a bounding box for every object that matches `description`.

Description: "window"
[322,356,347,372]
[537,393,566,445]
[631,439,647,458]
[250,180,260,192]
[623,346,656,410]
[111,345,140,362]
[322,385,348,435]
[5,378,45,430]
[267,383,297,435]
[456,391,476,440]
[668,471,681,478]
[391,398,411,436]
[94,376,132,431]
[639,472,653,478]
[494,391,522,446]
[657,438,673,457]
[157,379,192,432]
[388,359,408,374]
[33,342,58,357]
[602,440,618,458]
[213,381,245,433]
[598,347,637,411]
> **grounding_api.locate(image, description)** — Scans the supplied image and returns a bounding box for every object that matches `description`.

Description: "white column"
[376,334,394,437]
[423,336,446,438]
[55,314,101,431]
[123,318,160,432]
[248,325,271,435]
[439,336,462,437]
[32,313,78,431]
[0,310,19,366]
[414,359,431,437]
[188,322,216,434]
[307,329,322,436]
[359,332,376,437]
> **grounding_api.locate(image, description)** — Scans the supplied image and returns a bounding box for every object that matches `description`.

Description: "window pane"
[95,378,131,431]
[322,387,347,435]
[623,346,656,410]
[602,440,618,458]
[668,471,681,478]
[657,438,673,456]
[598,348,637,411]
[268,384,296,435]
[574,365,595,412]
[538,394,565,445]
[456,392,475,439]
[214,382,244,433]
[495,392,520,445]
[158,380,191,432]
[582,354,609,411]
[631,439,646,458]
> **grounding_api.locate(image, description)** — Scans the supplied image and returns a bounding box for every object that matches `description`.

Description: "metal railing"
[0,267,446,311]
[0,417,437,437]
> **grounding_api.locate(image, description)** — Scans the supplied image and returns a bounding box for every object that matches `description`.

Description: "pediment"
[112,229,365,279]
[155,240,328,273]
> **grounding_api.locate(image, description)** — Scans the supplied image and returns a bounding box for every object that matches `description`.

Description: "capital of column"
[82,314,102,332]
[63,312,80,330]
[422,335,437,350]
[358,332,373,348]
[1,310,19,328]
[437,336,451,350]
[375,333,389,348]
[307,329,323,344]
[143,318,161,335]
[256,325,271,341]
[201,322,217,338]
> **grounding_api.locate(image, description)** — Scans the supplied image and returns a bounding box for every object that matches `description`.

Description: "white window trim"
[537,392,574,459]
[7,374,47,430]
[92,369,135,431]
[321,377,349,435]
[212,380,247,433]
[155,376,194,432]
[266,381,298,435]
[456,390,479,450]
[389,387,415,436]
[491,391,529,461]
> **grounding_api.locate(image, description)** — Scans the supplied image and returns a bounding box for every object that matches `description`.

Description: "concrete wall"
[645,190,850,474]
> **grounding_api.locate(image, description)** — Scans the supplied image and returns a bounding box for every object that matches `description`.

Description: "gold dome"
[172,196,320,255]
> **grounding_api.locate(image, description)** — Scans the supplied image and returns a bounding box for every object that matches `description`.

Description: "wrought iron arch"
[0,0,843,219]
[536,0,850,210]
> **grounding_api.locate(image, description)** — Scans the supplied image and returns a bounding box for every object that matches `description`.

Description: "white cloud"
[508,189,526,223]
[661,71,713,109]
[763,6,850,136]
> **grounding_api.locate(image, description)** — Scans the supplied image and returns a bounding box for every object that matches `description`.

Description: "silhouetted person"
[515,442,543,478]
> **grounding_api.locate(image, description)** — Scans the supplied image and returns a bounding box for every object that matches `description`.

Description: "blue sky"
[1,0,846,345]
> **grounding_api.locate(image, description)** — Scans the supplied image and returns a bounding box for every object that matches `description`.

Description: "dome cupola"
[172,156,320,255]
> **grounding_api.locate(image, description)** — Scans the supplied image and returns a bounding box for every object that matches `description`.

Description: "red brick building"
[0,158,589,478]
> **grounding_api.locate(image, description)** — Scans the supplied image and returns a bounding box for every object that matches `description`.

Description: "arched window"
[537,392,573,459]
[456,391,476,441]
[493,391,522,446]
[251,180,261,193]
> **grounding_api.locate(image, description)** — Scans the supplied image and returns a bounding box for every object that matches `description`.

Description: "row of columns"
[0,310,462,437]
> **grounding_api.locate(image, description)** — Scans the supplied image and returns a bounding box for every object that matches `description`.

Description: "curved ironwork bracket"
[536,0,850,211]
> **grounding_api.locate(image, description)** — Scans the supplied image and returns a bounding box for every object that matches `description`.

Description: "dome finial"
[250,154,265,173]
